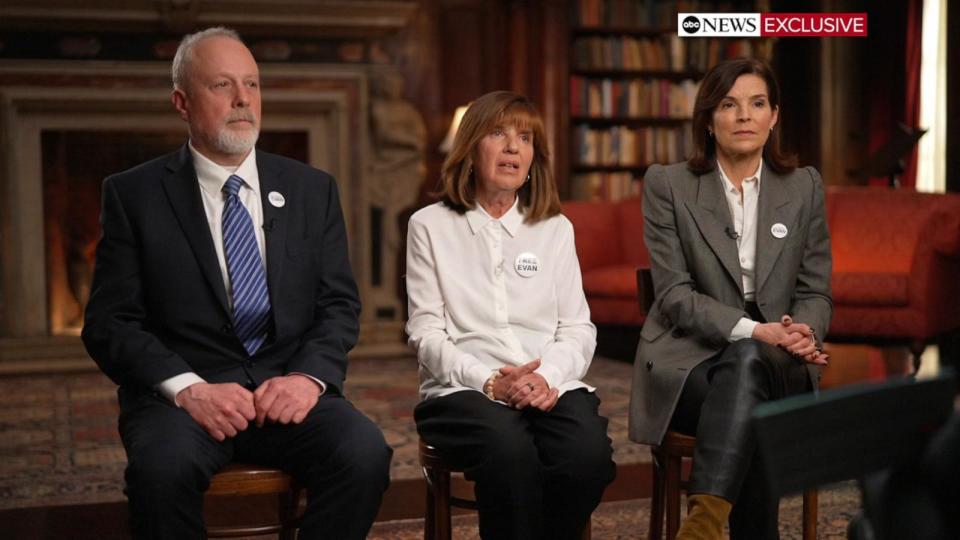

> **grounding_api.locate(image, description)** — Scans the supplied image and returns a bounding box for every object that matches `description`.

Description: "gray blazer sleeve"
[788,167,833,342]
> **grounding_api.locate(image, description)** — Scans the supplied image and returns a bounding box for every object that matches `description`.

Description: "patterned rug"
[368,482,861,539]
[0,355,641,510]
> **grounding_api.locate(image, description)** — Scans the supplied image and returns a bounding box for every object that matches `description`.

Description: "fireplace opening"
[41,129,307,336]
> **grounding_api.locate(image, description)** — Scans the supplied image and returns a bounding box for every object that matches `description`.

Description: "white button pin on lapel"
[771,223,788,239]
[268,191,286,208]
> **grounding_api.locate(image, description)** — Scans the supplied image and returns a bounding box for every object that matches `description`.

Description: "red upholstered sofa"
[562,187,960,356]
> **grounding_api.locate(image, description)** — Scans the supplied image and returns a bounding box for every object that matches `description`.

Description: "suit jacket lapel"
[755,164,799,293]
[685,170,743,294]
[161,146,230,315]
[257,151,288,315]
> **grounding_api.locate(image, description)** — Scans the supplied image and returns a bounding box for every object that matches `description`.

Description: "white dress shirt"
[717,159,762,341]
[405,199,597,402]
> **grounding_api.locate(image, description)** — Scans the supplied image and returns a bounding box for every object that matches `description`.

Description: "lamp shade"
[438,105,469,154]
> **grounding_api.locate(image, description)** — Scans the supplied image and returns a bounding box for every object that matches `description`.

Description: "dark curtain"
[901,0,923,188]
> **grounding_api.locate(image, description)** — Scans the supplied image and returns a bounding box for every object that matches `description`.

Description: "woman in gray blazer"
[629,58,832,540]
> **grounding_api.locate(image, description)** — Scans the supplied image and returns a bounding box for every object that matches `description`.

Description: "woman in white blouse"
[405,91,615,539]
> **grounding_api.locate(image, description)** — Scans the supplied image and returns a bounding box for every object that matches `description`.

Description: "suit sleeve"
[82,177,194,388]
[789,167,833,341]
[285,178,361,394]
[643,165,745,343]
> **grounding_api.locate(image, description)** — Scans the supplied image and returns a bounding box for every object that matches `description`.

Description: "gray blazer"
[628,161,832,445]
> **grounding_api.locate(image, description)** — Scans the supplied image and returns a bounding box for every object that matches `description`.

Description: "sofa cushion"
[582,265,637,299]
[831,272,910,306]
[616,197,649,267]
[563,200,622,272]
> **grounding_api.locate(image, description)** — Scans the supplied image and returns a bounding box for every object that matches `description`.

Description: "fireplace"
[0,61,408,358]
[40,129,309,335]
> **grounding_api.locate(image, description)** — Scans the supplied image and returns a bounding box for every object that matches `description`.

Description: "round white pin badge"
[771,223,788,239]
[514,252,540,277]
[268,191,286,208]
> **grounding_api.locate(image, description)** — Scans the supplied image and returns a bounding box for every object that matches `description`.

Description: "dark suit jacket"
[82,145,361,399]
[629,161,832,445]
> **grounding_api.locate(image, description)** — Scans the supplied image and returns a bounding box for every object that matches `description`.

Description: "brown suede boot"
[675,493,733,540]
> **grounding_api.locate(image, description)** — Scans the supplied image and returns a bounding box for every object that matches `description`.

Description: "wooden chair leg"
[278,488,296,540]
[802,489,818,540]
[664,453,683,540]
[649,452,665,540]
[582,518,592,539]
[423,465,451,540]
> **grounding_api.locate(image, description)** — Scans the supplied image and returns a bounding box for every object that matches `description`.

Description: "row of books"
[573,124,691,167]
[570,76,699,118]
[573,0,755,29]
[572,35,758,73]
[570,172,641,202]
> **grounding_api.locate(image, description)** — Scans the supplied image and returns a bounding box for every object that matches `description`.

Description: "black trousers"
[415,389,616,540]
[118,390,392,540]
[670,338,812,540]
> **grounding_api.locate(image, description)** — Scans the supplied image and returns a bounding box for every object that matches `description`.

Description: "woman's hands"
[752,315,829,366]
[490,359,561,412]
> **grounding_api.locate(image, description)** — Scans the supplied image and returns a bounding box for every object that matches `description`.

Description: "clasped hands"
[752,315,829,366]
[490,359,560,412]
[177,374,321,441]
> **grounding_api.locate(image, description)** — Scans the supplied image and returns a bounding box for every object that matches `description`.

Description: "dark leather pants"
[670,338,813,540]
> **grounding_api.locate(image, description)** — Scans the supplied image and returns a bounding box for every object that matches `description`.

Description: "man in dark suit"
[82,27,391,539]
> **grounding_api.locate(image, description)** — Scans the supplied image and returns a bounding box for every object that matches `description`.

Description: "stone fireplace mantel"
[0,60,410,367]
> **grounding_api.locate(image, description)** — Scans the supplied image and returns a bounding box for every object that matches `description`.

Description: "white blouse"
[405,199,596,402]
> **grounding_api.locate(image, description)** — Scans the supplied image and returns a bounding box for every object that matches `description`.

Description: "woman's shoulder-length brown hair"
[687,57,797,175]
[438,90,561,223]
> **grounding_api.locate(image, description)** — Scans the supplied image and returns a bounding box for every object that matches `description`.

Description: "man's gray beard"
[215,126,259,156]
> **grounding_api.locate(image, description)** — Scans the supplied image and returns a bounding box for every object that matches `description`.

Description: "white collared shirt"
[192,143,265,299]
[405,199,597,402]
[717,159,762,341]
[158,144,263,403]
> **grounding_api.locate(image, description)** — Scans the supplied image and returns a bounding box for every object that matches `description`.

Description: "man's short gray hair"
[171,27,243,91]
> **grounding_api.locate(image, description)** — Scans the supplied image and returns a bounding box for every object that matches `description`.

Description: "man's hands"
[491,359,560,412]
[177,375,322,441]
[253,374,322,427]
[178,382,256,442]
[752,315,829,366]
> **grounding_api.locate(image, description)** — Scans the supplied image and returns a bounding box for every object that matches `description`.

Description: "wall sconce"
[438,104,469,154]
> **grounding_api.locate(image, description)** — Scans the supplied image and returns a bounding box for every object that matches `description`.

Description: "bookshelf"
[566,0,766,202]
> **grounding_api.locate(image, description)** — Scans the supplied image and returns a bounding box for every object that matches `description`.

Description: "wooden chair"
[204,463,303,539]
[648,430,818,540]
[419,440,591,540]
[636,268,818,539]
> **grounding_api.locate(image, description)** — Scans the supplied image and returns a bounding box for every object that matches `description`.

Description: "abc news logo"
[681,14,758,36]
[678,13,867,37]
[680,13,760,36]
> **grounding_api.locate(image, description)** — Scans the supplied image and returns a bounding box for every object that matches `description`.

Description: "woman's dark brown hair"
[687,57,797,175]
[438,91,561,223]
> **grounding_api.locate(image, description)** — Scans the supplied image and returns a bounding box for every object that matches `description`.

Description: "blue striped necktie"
[222,174,271,355]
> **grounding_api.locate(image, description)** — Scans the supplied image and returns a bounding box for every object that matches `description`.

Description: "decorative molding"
[0,0,419,38]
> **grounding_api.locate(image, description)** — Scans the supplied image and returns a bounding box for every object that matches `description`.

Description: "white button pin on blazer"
[268,191,286,208]
[771,223,788,239]
[514,252,540,277]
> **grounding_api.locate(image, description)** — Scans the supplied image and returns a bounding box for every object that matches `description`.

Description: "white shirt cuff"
[289,372,327,396]
[729,317,760,342]
[157,372,206,406]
